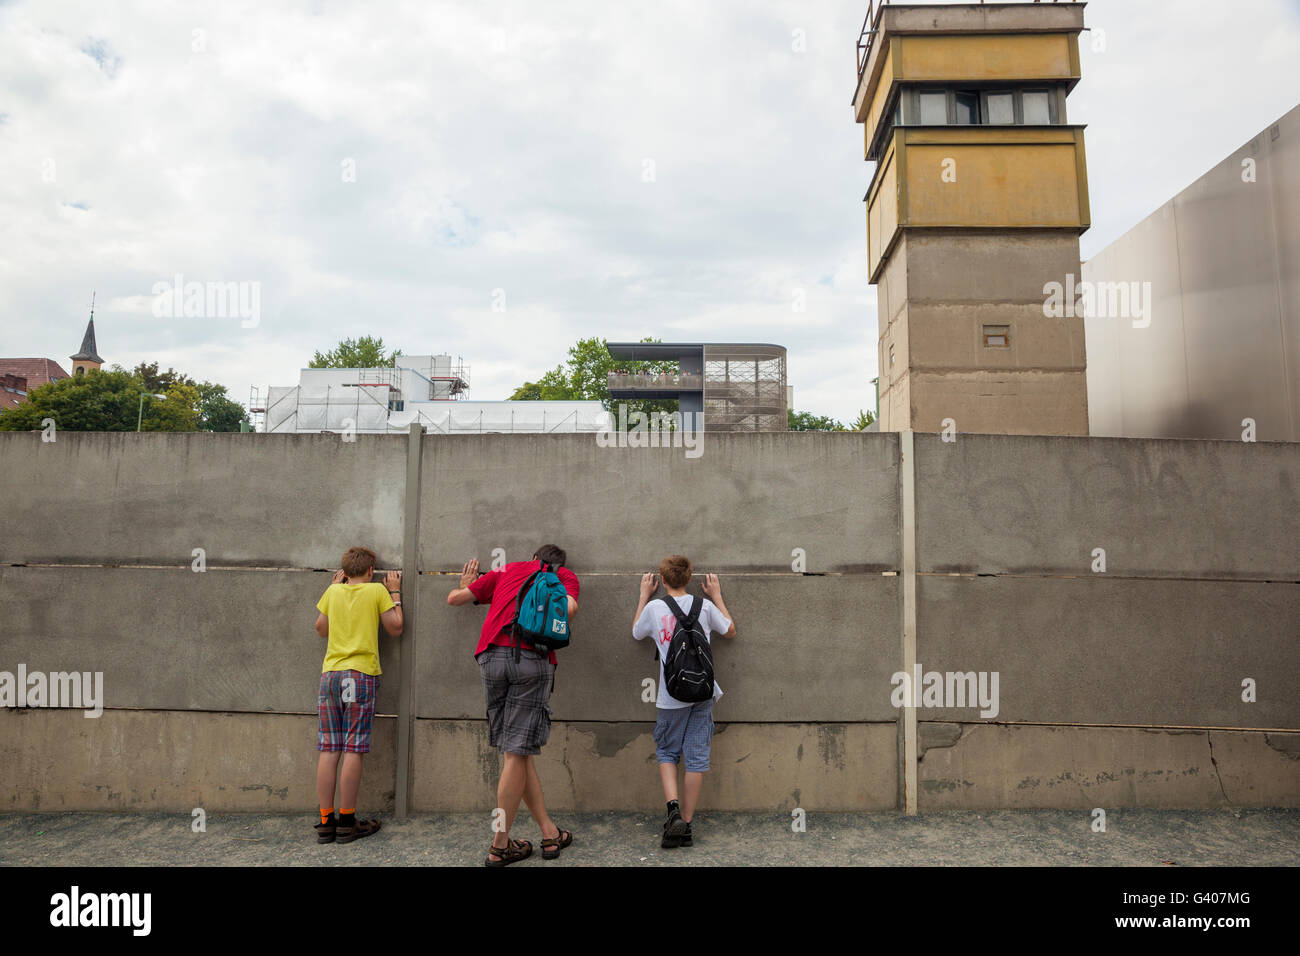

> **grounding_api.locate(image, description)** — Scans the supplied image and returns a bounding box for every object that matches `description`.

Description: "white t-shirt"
[632,594,731,709]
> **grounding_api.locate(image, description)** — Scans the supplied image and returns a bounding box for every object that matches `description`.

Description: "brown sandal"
[485,838,533,867]
[336,818,382,844]
[541,829,573,860]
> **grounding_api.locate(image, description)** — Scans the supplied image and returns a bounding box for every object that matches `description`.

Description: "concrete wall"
[1,430,1296,814]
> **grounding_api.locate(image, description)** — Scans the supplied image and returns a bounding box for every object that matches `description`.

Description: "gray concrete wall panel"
[914,434,1300,578]
[0,566,401,715]
[0,433,406,568]
[416,574,901,723]
[417,433,901,573]
[916,575,1300,728]
[918,722,1300,809]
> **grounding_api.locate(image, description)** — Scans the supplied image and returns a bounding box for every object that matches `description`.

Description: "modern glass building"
[605,342,788,432]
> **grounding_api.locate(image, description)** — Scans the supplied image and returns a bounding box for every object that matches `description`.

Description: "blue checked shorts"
[654,699,715,772]
[317,670,380,753]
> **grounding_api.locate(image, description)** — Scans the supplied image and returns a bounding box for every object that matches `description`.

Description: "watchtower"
[854,1,1091,434]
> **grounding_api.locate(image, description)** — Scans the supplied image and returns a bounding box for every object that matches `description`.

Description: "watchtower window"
[983,325,1011,349]
[954,91,980,125]
[901,87,1060,128]
[985,91,1015,125]
[1023,90,1051,125]
[919,91,947,125]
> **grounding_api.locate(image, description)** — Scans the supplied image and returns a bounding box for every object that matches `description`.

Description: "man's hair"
[341,546,377,578]
[659,554,692,589]
[535,544,567,568]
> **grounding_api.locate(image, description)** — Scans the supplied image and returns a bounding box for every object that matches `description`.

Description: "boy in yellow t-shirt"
[312,546,403,844]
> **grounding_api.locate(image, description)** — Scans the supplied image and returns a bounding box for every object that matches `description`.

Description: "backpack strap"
[662,594,704,629]
[511,567,543,663]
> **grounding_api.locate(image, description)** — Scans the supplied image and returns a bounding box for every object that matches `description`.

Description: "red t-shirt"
[467,560,580,664]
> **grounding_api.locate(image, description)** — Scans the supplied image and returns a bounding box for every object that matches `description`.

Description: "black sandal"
[485,838,533,867]
[541,829,573,860]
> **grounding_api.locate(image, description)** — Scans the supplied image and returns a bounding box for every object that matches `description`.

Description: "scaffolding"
[427,357,470,400]
[702,345,787,432]
[403,355,470,400]
[247,386,266,432]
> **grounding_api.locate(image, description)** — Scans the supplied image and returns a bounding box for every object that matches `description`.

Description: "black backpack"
[655,595,715,703]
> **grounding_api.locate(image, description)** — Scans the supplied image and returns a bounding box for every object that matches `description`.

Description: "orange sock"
[321,807,334,825]
[340,807,355,815]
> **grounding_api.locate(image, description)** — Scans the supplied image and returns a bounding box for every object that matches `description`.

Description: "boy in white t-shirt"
[632,554,737,848]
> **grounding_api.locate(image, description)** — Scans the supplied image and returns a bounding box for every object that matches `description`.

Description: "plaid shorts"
[654,699,715,772]
[478,644,554,756]
[318,670,380,753]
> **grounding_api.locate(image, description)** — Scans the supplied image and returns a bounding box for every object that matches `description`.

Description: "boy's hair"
[535,544,566,568]
[341,546,377,579]
[659,554,692,589]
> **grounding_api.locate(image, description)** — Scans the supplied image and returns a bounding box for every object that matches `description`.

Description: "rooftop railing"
[855,1,881,84]
[607,371,703,391]
[856,1,1071,90]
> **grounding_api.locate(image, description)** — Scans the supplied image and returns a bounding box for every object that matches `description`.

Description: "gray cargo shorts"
[477,643,555,756]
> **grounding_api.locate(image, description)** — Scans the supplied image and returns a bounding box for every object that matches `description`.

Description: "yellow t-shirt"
[316,582,395,676]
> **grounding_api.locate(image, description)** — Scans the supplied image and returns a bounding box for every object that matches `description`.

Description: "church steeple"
[70,293,104,375]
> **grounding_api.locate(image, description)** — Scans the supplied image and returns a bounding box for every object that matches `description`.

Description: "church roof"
[70,317,104,364]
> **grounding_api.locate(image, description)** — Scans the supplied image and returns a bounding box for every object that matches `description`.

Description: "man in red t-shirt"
[447,543,579,866]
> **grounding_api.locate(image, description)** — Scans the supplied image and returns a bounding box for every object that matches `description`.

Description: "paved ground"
[1,808,1296,866]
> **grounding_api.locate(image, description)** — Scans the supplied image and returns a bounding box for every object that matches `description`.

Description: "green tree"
[850,408,876,430]
[508,366,582,402]
[509,336,677,414]
[788,409,848,432]
[0,369,144,431]
[141,383,202,432]
[0,367,249,433]
[196,382,249,432]
[133,362,247,431]
[132,361,196,393]
[309,336,401,369]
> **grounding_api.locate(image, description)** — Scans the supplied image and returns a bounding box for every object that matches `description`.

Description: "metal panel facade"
[1084,105,1299,441]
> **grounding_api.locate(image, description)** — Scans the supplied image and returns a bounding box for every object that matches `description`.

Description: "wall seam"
[395,422,423,819]
[899,429,919,814]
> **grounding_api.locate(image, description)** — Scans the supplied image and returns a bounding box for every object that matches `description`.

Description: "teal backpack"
[511,562,570,661]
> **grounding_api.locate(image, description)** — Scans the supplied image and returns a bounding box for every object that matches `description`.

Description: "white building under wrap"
[263,354,610,434]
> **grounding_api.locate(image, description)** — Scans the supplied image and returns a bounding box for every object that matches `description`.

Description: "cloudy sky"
[2,0,1298,422]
